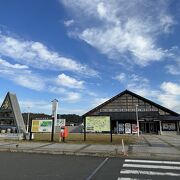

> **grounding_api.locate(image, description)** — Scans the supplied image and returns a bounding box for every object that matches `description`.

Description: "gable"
[1,93,12,110]
[83,90,178,117]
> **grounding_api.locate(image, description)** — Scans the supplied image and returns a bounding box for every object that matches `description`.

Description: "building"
[82,90,180,135]
[0,92,26,134]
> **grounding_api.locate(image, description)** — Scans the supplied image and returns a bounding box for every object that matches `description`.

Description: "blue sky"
[0,0,180,115]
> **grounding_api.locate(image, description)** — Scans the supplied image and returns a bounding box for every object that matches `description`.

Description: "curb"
[1,148,180,160]
[0,148,126,158]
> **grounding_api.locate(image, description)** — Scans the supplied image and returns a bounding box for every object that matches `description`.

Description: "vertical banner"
[118,123,124,134]
[52,99,58,132]
[125,123,131,134]
[132,123,138,133]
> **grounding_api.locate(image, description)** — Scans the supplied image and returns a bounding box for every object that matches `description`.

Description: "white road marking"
[118,178,150,180]
[120,169,180,176]
[125,159,180,165]
[86,158,109,180]
[123,163,180,170]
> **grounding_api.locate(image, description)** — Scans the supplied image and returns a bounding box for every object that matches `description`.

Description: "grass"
[33,133,137,145]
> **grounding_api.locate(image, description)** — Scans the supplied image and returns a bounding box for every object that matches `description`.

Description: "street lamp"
[135,104,140,137]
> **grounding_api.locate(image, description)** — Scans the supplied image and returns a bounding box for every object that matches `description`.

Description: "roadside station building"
[82,90,180,135]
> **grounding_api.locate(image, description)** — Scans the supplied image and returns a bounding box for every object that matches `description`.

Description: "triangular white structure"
[0,92,26,134]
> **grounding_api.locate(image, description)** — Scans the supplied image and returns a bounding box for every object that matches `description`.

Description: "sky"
[0,0,180,115]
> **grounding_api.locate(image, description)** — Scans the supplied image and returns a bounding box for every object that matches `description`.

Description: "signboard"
[162,123,176,131]
[125,123,131,134]
[86,116,110,132]
[52,99,58,132]
[118,123,124,134]
[132,124,138,133]
[56,119,66,127]
[31,120,52,133]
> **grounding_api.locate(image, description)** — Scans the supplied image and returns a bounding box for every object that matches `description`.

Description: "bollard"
[122,139,128,156]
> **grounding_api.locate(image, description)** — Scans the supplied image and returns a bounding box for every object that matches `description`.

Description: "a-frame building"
[0,92,26,134]
[82,90,180,135]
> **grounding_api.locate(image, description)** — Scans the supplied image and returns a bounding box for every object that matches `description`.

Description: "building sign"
[118,123,124,134]
[31,120,52,133]
[125,123,131,134]
[100,108,158,112]
[132,124,138,133]
[56,119,66,127]
[162,123,176,131]
[86,116,110,132]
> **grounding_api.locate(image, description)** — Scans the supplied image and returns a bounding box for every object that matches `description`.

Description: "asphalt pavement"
[0,152,180,180]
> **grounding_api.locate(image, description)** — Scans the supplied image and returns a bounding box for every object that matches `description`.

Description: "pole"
[84,118,86,141]
[136,105,139,137]
[29,118,32,141]
[110,120,112,142]
[51,117,55,142]
[159,121,162,135]
[26,107,30,133]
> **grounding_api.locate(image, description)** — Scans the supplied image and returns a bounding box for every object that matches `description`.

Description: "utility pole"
[51,99,58,142]
[136,104,139,137]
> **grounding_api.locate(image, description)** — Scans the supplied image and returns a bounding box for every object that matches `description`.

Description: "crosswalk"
[118,159,180,180]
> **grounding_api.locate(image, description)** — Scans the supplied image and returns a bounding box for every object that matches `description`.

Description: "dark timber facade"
[0,92,26,134]
[83,90,180,135]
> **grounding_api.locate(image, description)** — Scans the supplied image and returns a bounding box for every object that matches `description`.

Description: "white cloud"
[20,100,51,113]
[114,73,149,90]
[114,73,126,82]
[62,0,175,66]
[97,2,107,18]
[64,19,74,27]
[166,65,180,75]
[56,73,84,89]
[0,33,98,76]
[166,58,180,75]
[0,58,86,103]
[160,82,180,96]
[62,92,81,102]
[0,58,45,91]
[0,59,28,69]
[92,97,109,107]
[48,86,66,94]
[158,82,180,112]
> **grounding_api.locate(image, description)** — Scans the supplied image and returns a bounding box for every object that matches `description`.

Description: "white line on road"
[118,178,151,180]
[125,159,180,165]
[120,169,180,176]
[123,163,180,170]
[86,158,109,180]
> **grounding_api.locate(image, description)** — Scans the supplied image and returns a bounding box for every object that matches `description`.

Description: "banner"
[118,123,124,134]
[125,123,131,134]
[56,119,66,127]
[132,124,138,133]
[31,120,52,133]
[86,116,110,132]
[162,123,176,131]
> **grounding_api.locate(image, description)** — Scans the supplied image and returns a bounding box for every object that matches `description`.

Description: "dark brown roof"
[82,89,179,117]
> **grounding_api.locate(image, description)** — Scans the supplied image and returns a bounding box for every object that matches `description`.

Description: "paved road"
[1,152,180,180]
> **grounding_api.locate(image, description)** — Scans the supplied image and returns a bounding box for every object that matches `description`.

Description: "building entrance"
[140,121,158,134]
